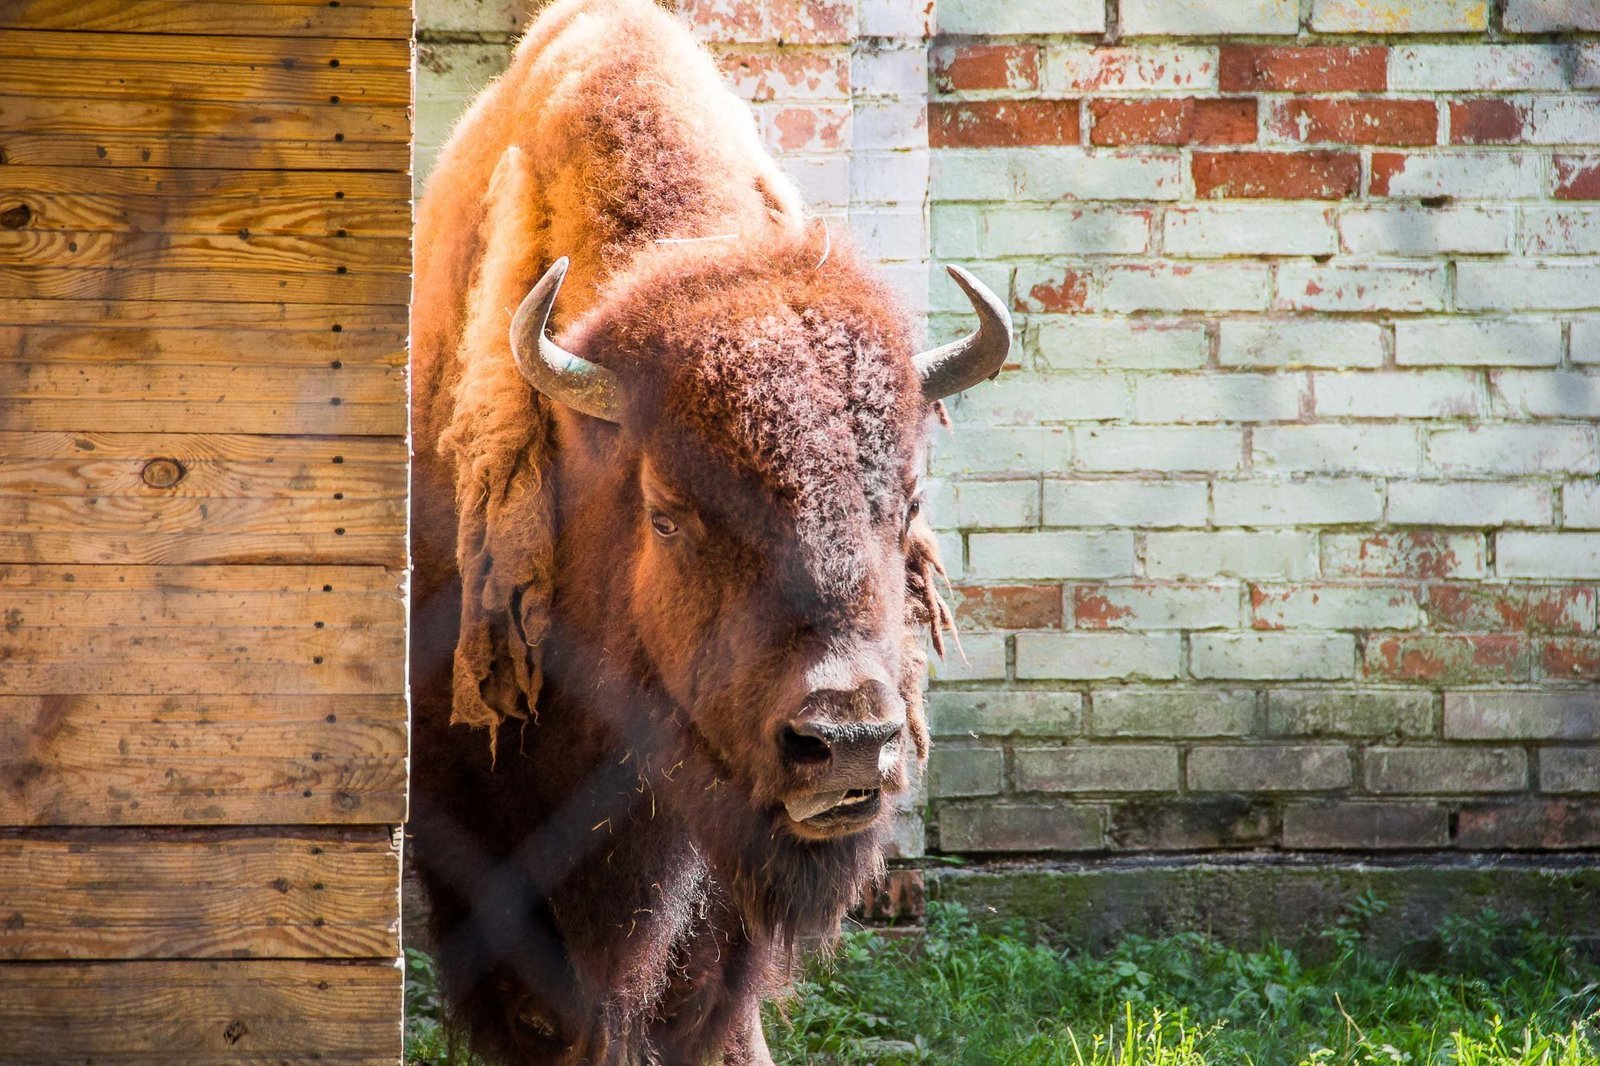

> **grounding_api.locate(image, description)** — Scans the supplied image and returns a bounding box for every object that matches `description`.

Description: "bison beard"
[408,0,1004,1062]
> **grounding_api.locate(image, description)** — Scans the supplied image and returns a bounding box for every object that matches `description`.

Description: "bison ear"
[510,257,625,423]
[914,265,1012,401]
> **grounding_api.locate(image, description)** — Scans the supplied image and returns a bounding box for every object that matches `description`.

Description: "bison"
[408,0,1010,1061]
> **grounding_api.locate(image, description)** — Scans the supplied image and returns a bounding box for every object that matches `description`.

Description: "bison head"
[508,240,1008,848]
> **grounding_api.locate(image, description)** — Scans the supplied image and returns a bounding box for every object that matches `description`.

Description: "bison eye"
[904,495,921,532]
[650,512,680,538]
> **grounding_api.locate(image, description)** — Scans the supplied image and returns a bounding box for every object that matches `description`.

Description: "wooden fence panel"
[0,0,410,1057]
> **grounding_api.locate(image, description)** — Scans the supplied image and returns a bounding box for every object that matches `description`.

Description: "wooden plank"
[0,94,408,142]
[0,694,407,824]
[0,829,398,958]
[0,457,406,499]
[0,362,404,402]
[0,131,409,170]
[0,493,402,534]
[0,0,413,40]
[0,264,410,305]
[0,959,400,1062]
[0,324,407,365]
[0,624,403,662]
[2,232,412,274]
[0,298,405,329]
[0,531,404,566]
[0,164,409,199]
[0,57,411,107]
[0,430,404,461]
[0,659,403,695]
[0,188,411,237]
[0,563,402,591]
[0,399,402,435]
[0,28,411,68]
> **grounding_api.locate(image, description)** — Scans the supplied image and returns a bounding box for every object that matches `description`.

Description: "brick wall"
[416,0,1600,859]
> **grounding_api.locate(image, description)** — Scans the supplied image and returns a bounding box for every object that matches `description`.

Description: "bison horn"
[510,257,623,423]
[914,265,1013,401]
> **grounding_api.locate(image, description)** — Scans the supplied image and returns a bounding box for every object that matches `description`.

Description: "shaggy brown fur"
[410,2,955,1062]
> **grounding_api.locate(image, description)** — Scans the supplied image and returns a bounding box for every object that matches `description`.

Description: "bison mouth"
[782,788,882,837]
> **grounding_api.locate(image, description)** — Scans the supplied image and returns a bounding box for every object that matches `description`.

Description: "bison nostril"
[779,725,831,766]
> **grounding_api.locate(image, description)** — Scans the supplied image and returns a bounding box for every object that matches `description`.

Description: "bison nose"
[779,710,904,786]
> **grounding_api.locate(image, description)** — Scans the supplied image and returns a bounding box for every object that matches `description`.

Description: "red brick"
[679,0,763,42]
[1363,634,1528,684]
[1192,151,1361,199]
[717,50,848,102]
[1268,99,1437,146]
[932,44,1040,93]
[1450,99,1526,144]
[1090,98,1256,147]
[855,869,924,922]
[1426,585,1596,634]
[951,585,1064,630]
[1020,269,1091,312]
[1541,638,1600,682]
[1283,802,1449,849]
[930,100,1080,148]
[1458,801,1600,850]
[1220,46,1387,92]
[1554,155,1600,200]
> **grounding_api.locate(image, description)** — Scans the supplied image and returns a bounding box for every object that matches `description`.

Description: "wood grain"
[0,0,413,39]
[0,324,407,365]
[0,297,406,329]
[0,829,399,958]
[2,231,412,273]
[0,959,401,1062]
[0,263,411,305]
[0,130,410,169]
[0,28,411,69]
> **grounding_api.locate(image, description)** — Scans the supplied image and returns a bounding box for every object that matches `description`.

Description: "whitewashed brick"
[1132,373,1306,424]
[1254,426,1424,476]
[1219,319,1385,369]
[929,426,1071,476]
[1043,46,1220,93]
[1492,371,1600,419]
[1073,583,1242,629]
[1092,689,1256,737]
[937,531,965,579]
[1458,263,1600,312]
[930,480,1040,530]
[1521,208,1600,256]
[1213,478,1385,526]
[1565,481,1600,528]
[1394,319,1561,367]
[1077,426,1244,473]
[850,46,925,99]
[1339,206,1512,256]
[977,206,1152,257]
[1497,533,1600,578]
[1505,0,1600,31]
[930,204,979,259]
[851,206,927,262]
[1192,633,1357,681]
[876,260,930,315]
[947,375,1130,424]
[1278,264,1447,314]
[1144,532,1319,580]
[1016,151,1187,203]
[1371,151,1544,200]
[858,0,933,37]
[927,633,1007,681]
[418,0,522,34]
[927,691,1084,738]
[783,155,851,207]
[851,99,925,152]
[1322,531,1487,578]
[1574,319,1600,365]
[968,531,1135,580]
[1519,96,1600,145]
[1388,45,1574,91]
[1016,633,1182,681]
[1428,425,1600,475]
[1014,745,1181,792]
[1166,205,1338,259]
[1102,263,1272,313]
[1043,479,1210,527]
[851,150,926,206]
[1312,0,1486,31]
[1252,585,1422,630]
[1389,481,1554,526]
[1313,371,1482,419]
[938,0,1104,35]
[1034,318,1209,371]
[1123,0,1298,34]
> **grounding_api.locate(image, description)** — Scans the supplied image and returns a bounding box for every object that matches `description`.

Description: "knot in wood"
[0,203,30,229]
[140,458,186,489]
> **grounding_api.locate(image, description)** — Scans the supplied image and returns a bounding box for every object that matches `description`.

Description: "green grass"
[406,895,1600,1065]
